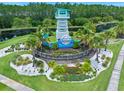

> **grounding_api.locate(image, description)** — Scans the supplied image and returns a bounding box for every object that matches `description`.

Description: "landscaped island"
[0,2,124,91]
[0,36,123,90]
[2,8,114,82]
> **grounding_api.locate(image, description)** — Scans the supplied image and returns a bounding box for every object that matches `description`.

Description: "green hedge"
[73,40,80,49]
[60,74,92,81]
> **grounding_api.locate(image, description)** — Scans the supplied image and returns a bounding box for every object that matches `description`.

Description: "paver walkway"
[107,44,124,91]
[0,74,34,91]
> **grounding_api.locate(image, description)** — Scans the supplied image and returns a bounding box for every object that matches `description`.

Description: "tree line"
[0,2,124,28]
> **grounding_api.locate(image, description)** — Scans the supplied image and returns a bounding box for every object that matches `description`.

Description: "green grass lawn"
[118,61,124,91]
[0,83,14,91]
[0,35,30,49]
[0,37,123,91]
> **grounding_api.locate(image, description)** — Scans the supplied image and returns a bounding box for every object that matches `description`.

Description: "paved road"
[107,44,124,91]
[0,74,34,91]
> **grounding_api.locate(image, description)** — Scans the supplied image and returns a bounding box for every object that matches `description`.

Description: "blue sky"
[1,2,124,7]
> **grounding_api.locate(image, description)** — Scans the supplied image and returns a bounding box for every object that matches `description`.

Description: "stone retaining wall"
[34,49,96,61]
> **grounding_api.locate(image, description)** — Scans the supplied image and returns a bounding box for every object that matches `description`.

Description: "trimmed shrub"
[34,60,44,68]
[11,59,16,64]
[39,68,44,73]
[50,73,56,79]
[15,44,20,50]
[5,48,14,53]
[102,60,109,67]
[69,31,73,36]
[53,65,66,75]
[52,50,79,57]
[48,60,57,69]
[102,62,107,67]
[73,41,79,49]
[93,70,97,76]
[106,57,111,61]
[17,56,23,61]
[25,57,30,61]
[81,62,92,74]
[10,45,15,49]
[101,54,106,60]
[62,64,68,68]
[14,56,32,66]
[52,43,58,50]
[65,67,80,74]
[83,57,91,64]
[60,74,92,81]
[102,57,111,67]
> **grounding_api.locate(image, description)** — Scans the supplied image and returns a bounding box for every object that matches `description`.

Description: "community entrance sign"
[55,8,73,48]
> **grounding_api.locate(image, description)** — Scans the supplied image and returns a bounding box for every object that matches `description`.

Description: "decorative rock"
[20,44,25,49]
[10,62,43,76]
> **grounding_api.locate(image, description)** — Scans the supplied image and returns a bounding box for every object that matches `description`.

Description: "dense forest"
[0,2,124,28]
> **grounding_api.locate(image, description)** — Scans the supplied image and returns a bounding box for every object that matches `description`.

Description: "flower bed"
[12,56,32,66]
[10,54,45,76]
[52,49,80,56]
[50,62,95,81]
[9,48,113,82]
[60,74,92,81]
[5,43,29,53]
[47,49,113,82]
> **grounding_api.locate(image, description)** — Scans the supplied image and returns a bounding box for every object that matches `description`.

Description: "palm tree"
[83,22,96,33]
[42,19,52,35]
[74,29,83,39]
[78,26,95,49]
[34,26,48,51]
[100,30,117,51]
[92,35,104,62]
[25,25,49,67]
[25,35,41,67]
[114,22,124,37]
[35,26,45,41]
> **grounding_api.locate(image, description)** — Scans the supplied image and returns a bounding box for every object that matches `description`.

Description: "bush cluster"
[65,67,81,74]
[13,56,32,66]
[39,68,44,73]
[60,74,92,81]
[50,58,94,81]
[73,41,79,49]
[102,57,111,67]
[5,43,28,53]
[34,60,44,68]
[101,54,106,60]
[52,43,58,50]
[52,50,79,57]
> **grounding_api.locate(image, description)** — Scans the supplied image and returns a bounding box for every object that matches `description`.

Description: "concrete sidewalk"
[0,74,34,91]
[107,44,124,91]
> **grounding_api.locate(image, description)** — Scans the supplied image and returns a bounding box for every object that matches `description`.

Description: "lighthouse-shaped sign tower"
[55,8,70,40]
[55,8,73,48]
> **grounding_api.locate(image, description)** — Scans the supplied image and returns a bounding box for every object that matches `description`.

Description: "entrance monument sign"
[55,8,73,48]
